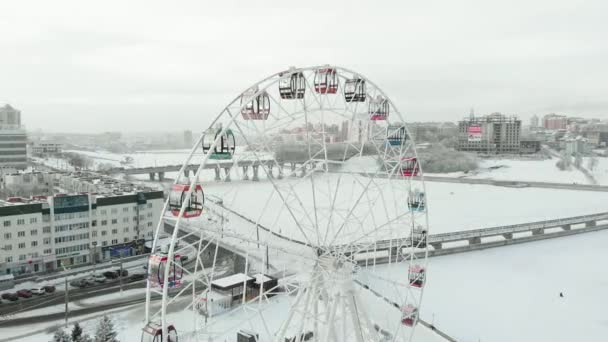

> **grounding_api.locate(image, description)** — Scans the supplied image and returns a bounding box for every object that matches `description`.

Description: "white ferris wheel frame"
[143,65,431,342]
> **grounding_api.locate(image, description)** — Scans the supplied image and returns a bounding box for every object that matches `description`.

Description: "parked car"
[127,273,146,282]
[103,271,119,279]
[84,277,96,286]
[116,269,128,277]
[31,287,46,295]
[16,289,33,298]
[1,293,18,301]
[70,279,87,288]
[92,274,106,283]
[43,285,56,293]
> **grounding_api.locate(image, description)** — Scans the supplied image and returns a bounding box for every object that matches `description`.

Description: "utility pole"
[92,241,97,275]
[62,265,69,328]
[119,251,123,295]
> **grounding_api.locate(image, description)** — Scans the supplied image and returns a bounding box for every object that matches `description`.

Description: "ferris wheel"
[143,65,430,342]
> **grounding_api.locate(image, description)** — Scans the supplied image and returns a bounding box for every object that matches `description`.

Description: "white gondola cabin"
[168,183,204,218]
[241,86,270,120]
[148,252,183,289]
[401,304,418,327]
[279,68,305,99]
[369,95,389,120]
[411,225,427,247]
[401,157,420,177]
[314,66,338,94]
[141,322,178,342]
[344,77,366,102]
[408,265,426,288]
[407,190,425,212]
[202,126,236,160]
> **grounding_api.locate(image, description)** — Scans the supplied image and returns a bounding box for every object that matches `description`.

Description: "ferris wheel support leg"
[290,163,297,177]
[252,165,260,181]
[223,167,231,182]
[214,167,221,181]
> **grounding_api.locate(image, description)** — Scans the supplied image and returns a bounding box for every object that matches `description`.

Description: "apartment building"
[0,174,164,275]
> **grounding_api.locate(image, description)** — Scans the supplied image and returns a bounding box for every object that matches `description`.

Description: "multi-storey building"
[0,104,27,172]
[0,173,163,275]
[457,113,521,154]
[530,115,539,128]
[542,113,568,130]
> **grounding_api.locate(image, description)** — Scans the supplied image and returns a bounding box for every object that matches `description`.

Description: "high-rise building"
[542,113,568,130]
[0,104,27,171]
[530,114,539,128]
[457,112,521,154]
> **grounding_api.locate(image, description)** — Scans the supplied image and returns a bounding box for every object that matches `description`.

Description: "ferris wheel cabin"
[169,184,204,218]
[202,127,236,160]
[314,67,338,94]
[344,77,366,102]
[148,252,183,289]
[369,95,389,120]
[401,157,420,177]
[279,69,305,99]
[241,87,270,120]
[407,190,426,212]
[401,304,419,327]
[387,125,407,146]
[141,323,178,342]
[411,226,427,247]
[408,265,426,288]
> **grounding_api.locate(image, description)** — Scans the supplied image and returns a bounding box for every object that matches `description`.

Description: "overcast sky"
[1,0,607,133]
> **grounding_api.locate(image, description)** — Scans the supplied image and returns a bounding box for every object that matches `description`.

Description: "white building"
[32,140,62,155]
[1,172,55,197]
[0,177,164,275]
[0,104,27,172]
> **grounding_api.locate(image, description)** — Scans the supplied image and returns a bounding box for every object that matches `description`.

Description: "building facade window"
[4,233,11,239]
[17,219,25,225]
[18,231,25,237]
[3,220,10,227]
[18,242,25,249]
[30,229,38,236]
[30,217,37,224]
[31,241,38,247]
[4,244,12,251]
[43,226,51,233]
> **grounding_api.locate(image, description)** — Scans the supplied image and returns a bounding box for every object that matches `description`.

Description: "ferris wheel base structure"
[144,65,430,342]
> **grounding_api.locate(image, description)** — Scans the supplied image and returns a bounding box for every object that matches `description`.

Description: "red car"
[16,289,32,298]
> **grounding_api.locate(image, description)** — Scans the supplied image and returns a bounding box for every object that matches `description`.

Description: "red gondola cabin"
[401,304,418,327]
[314,67,338,94]
[401,157,419,177]
[408,265,425,288]
[241,87,270,120]
[168,184,204,218]
[369,95,389,120]
[149,252,183,289]
[141,323,178,342]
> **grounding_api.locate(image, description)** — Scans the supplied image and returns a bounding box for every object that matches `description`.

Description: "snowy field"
[370,228,608,342]
[455,158,590,184]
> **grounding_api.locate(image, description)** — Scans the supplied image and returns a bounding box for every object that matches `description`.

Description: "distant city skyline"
[1,0,607,133]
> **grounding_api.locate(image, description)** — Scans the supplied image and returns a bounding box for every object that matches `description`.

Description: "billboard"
[53,194,88,209]
[467,125,482,142]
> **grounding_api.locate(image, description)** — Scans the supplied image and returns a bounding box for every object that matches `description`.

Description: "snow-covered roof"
[211,273,253,289]
[253,273,274,284]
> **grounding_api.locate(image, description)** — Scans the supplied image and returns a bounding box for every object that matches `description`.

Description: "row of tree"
[51,315,118,342]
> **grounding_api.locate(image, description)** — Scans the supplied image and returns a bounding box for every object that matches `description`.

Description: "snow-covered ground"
[370,228,608,342]
[444,158,591,184]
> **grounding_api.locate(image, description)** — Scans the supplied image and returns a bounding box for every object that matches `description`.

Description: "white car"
[31,287,46,295]
[92,274,106,283]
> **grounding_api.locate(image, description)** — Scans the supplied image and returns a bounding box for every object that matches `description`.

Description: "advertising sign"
[467,125,482,142]
[53,194,88,209]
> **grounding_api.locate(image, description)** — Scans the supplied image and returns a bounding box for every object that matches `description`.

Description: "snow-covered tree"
[51,329,70,342]
[71,323,83,342]
[94,315,119,342]
[574,153,583,168]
